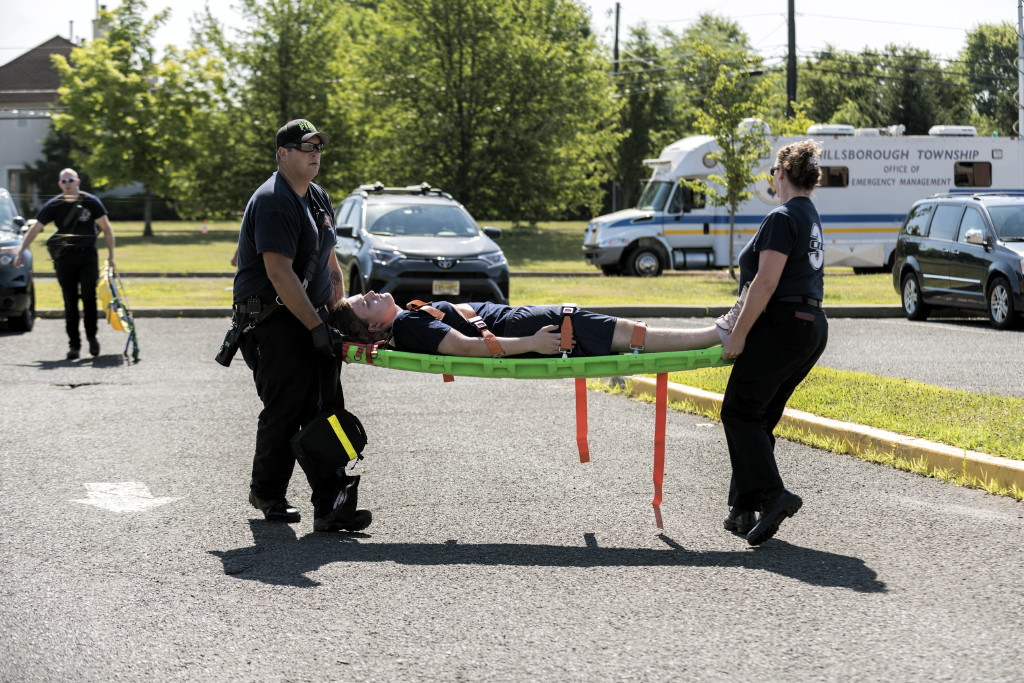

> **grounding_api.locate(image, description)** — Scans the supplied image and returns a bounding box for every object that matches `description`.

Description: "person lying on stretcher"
[331,291,743,358]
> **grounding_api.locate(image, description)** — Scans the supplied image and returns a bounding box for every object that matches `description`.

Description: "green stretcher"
[342,345,730,378]
[341,343,732,530]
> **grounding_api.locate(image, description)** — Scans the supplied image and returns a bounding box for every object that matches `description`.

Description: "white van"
[582,123,1024,275]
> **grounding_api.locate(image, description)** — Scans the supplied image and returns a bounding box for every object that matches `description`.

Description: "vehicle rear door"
[946,206,990,308]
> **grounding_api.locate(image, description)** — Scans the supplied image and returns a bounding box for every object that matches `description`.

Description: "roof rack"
[930,191,1024,200]
[355,181,452,199]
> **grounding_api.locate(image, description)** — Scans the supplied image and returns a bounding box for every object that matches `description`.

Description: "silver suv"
[893,192,1024,329]
[334,183,509,306]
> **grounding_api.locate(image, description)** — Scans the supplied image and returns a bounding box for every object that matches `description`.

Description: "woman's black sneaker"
[747,489,802,546]
[723,508,756,536]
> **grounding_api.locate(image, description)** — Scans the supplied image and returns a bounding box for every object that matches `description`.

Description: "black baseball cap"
[276,119,330,148]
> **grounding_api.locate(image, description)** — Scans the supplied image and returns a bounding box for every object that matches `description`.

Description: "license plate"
[432,280,460,296]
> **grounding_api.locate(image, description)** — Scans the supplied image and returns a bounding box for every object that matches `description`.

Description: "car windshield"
[635,181,673,212]
[0,197,17,233]
[988,206,1024,241]
[365,203,479,237]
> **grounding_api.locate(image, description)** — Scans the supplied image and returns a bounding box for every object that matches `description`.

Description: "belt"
[773,295,822,309]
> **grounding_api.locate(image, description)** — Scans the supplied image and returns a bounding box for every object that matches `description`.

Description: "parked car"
[334,183,509,306]
[892,192,1024,329]
[0,188,34,331]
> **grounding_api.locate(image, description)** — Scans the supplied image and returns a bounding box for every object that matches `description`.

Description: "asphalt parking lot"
[1,318,1022,682]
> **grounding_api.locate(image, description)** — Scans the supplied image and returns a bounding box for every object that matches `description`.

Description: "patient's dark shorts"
[503,305,617,357]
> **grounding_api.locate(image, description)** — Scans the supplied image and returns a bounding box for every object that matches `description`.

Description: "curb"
[623,376,1024,492]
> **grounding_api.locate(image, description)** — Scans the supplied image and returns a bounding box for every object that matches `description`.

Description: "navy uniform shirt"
[392,302,617,357]
[35,192,108,249]
[233,172,335,308]
[737,196,825,301]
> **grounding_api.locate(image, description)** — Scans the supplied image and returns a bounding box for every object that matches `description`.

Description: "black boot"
[314,473,372,532]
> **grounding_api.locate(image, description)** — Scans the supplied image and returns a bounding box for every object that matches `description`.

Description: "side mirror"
[963,228,986,246]
[483,226,502,239]
[336,225,355,239]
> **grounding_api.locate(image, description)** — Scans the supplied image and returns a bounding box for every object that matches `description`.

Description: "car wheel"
[901,272,929,321]
[625,246,663,277]
[7,284,35,332]
[987,276,1018,330]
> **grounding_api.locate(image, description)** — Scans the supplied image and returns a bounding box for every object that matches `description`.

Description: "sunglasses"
[769,165,780,175]
[59,178,78,183]
[283,142,325,153]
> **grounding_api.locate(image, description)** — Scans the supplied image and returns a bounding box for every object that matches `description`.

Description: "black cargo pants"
[721,302,828,511]
[239,308,344,517]
[54,249,99,347]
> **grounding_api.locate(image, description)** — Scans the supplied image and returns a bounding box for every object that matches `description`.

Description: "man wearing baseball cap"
[231,118,371,533]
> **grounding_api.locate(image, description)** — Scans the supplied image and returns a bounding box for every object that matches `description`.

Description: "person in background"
[15,168,115,359]
[718,139,829,546]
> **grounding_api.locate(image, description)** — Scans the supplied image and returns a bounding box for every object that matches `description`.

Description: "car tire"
[625,246,663,277]
[987,276,1018,330]
[7,284,35,332]
[349,270,366,295]
[901,272,929,321]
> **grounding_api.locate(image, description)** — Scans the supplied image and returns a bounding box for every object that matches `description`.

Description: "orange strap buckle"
[630,321,647,355]
[559,303,577,358]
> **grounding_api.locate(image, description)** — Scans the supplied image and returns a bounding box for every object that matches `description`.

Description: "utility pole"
[613,2,620,74]
[612,2,621,211]
[1018,0,1024,136]
[786,0,796,118]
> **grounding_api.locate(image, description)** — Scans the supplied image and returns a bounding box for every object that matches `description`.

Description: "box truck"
[582,123,1024,275]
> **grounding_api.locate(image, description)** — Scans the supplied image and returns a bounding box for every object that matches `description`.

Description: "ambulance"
[582,123,1024,275]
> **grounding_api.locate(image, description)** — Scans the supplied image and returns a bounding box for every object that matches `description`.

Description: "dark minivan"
[893,192,1024,329]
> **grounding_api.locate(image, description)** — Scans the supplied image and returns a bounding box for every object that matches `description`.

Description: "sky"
[1,0,1021,67]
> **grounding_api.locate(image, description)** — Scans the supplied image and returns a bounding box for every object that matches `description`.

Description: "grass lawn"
[30,219,900,308]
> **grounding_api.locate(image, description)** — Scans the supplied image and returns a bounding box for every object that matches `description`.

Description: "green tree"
[681,42,774,279]
[354,0,620,222]
[660,13,756,135]
[610,25,677,211]
[51,0,222,234]
[22,129,92,214]
[799,46,972,133]
[960,22,1019,135]
[877,46,971,134]
[187,0,361,215]
[798,48,882,126]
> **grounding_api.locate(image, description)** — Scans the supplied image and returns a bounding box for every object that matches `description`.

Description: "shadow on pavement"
[209,522,887,593]
[19,354,128,371]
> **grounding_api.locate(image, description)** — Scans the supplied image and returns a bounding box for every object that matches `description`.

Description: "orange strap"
[574,377,590,463]
[454,304,505,357]
[407,300,460,382]
[406,299,444,319]
[630,322,647,354]
[341,342,380,365]
[652,372,667,529]
[406,299,505,360]
[558,303,577,357]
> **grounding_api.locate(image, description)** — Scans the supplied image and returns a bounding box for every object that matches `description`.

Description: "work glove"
[311,322,346,358]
